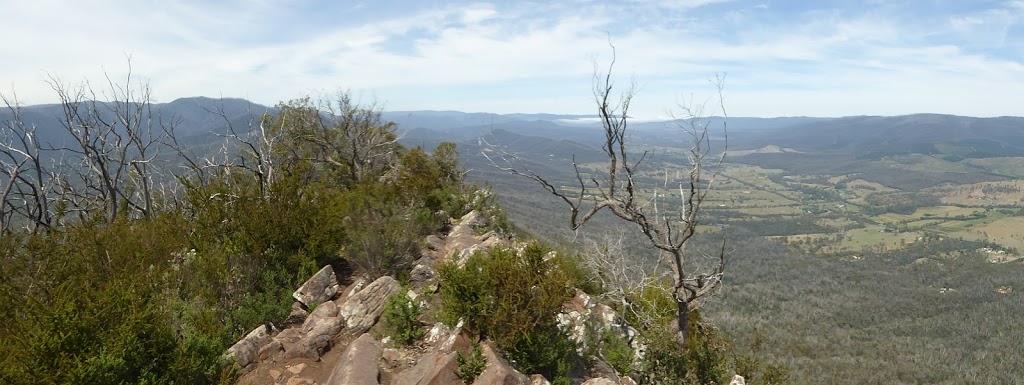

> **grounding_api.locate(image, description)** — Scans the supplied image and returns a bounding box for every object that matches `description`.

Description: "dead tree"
[46,62,167,222]
[0,92,60,233]
[487,50,728,346]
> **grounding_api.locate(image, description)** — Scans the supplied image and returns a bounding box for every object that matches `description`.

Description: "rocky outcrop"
[425,319,471,354]
[284,300,344,360]
[580,379,617,385]
[226,324,274,372]
[293,265,340,308]
[528,375,551,385]
[391,351,461,385]
[408,261,437,292]
[326,333,381,385]
[474,342,529,385]
[232,208,751,385]
[429,211,508,266]
[284,301,310,326]
[559,290,643,359]
[339,275,400,335]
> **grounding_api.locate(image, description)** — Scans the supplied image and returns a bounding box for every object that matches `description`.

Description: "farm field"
[619,160,1024,259]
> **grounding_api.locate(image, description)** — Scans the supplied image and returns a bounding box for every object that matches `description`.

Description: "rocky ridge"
[228,210,746,385]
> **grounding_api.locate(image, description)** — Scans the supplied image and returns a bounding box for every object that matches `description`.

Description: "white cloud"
[1,1,1022,117]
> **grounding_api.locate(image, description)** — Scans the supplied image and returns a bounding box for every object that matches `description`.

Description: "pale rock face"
[325,333,381,385]
[558,290,645,361]
[391,351,461,385]
[425,319,466,353]
[284,301,343,361]
[292,265,340,307]
[580,378,617,385]
[225,324,274,372]
[473,342,530,385]
[529,374,552,385]
[339,275,400,334]
[408,263,437,290]
[729,374,746,385]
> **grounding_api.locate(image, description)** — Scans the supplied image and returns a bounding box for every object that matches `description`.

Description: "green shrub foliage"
[602,330,635,376]
[0,93,487,384]
[455,342,487,384]
[383,289,425,346]
[438,242,579,383]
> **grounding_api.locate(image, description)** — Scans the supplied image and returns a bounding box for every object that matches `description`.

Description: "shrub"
[383,290,424,345]
[635,326,689,385]
[602,330,635,376]
[438,242,579,382]
[634,309,734,385]
[343,199,421,280]
[456,342,486,384]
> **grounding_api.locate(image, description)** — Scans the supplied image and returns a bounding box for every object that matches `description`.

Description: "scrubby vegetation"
[382,289,425,346]
[438,243,580,384]
[0,92,484,384]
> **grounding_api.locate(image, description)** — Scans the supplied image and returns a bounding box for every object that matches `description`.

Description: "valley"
[430,111,1024,384]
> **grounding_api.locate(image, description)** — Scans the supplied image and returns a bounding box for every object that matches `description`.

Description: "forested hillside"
[0,87,486,383]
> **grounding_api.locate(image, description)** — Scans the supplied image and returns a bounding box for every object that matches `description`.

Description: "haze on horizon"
[2,0,1022,119]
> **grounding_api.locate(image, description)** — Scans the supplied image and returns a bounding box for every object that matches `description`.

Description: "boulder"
[339,275,400,335]
[473,342,529,385]
[337,276,368,303]
[258,339,284,362]
[729,374,746,385]
[408,263,437,291]
[581,379,617,385]
[226,324,274,372]
[284,301,344,360]
[293,265,340,308]
[425,235,444,251]
[326,333,382,385]
[460,210,487,228]
[558,290,643,359]
[391,351,460,385]
[529,375,551,385]
[284,301,310,326]
[301,301,340,334]
[425,319,471,354]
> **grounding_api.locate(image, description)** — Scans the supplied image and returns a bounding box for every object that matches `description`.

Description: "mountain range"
[4,97,1024,187]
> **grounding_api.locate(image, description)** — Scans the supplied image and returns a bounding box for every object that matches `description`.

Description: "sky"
[2,0,1022,118]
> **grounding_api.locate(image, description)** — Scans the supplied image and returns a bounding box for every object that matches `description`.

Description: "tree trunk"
[675,298,690,347]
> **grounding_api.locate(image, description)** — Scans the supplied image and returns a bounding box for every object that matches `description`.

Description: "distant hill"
[5,97,1023,189]
[739,114,1024,159]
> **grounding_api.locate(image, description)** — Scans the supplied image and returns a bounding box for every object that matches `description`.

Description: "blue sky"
[2,0,1022,117]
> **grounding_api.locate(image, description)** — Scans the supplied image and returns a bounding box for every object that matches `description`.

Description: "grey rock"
[226,324,273,372]
[285,301,310,326]
[325,333,382,385]
[391,351,460,385]
[409,263,437,290]
[293,265,340,308]
[339,275,400,335]
[473,342,529,385]
[285,301,344,361]
[729,374,746,385]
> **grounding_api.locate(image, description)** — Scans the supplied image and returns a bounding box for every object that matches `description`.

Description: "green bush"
[635,326,689,385]
[602,330,635,376]
[383,290,424,345]
[633,308,735,385]
[456,342,486,384]
[0,93,487,385]
[438,242,579,382]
